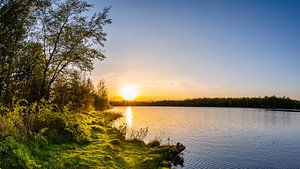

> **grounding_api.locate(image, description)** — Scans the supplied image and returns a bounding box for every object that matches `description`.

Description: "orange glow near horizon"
[120,85,139,101]
[93,76,300,102]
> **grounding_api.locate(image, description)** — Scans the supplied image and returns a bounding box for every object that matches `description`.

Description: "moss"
[161,160,172,168]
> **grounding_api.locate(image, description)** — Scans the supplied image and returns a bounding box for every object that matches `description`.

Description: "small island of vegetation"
[0,0,182,168]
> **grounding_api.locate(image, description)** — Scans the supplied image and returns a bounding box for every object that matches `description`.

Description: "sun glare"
[125,107,133,127]
[121,85,138,101]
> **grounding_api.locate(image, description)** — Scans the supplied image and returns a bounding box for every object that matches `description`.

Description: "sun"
[120,85,138,101]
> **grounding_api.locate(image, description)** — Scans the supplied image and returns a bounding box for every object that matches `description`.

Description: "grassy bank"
[0,103,179,169]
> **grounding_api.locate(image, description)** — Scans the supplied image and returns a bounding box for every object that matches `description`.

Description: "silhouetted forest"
[113,96,300,109]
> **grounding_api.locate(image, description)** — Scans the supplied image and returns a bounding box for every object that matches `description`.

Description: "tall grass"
[117,123,149,141]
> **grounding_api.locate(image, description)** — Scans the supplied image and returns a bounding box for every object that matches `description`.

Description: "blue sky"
[88,0,300,100]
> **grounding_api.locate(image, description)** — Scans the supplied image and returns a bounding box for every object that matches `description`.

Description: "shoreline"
[112,105,300,112]
[0,110,184,168]
[266,109,300,112]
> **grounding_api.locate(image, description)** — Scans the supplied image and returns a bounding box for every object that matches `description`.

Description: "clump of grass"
[117,123,149,141]
[148,140,161,147]
[128,127,149,141]
[117,123,128,136]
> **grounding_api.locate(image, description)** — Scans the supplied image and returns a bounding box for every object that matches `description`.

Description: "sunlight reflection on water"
[125,107,133,128]
[113,106,300,169]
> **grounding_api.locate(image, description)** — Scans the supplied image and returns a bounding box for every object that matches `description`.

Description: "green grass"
[1,111,174,169]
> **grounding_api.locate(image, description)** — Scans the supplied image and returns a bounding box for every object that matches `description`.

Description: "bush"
[0,100,116,168]
[0,137,40,169]
[94,95,111,111]
[0,100,94,144]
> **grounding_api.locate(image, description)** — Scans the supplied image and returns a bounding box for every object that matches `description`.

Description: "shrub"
[0,137,40,169]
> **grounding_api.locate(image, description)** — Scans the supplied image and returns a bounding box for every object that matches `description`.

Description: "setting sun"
[120,85,138,101]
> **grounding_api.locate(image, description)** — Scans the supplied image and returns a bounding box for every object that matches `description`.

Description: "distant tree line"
[113,96,300,109]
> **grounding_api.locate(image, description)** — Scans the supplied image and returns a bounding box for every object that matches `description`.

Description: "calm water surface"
[112,106,300,169]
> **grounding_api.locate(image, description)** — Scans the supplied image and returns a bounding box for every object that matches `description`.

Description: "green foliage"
[161,160,172,168]
[0,101,96,168]
[52,73,111,112]
[28,0,112,101]
[0,0,112,103]
[0,103,174,168]
[94,80,111,111]
[94,95,109,110]
[0,0,112,116]
[0,1,176,168]
[0,137,40,169]
[15,42,45,102]
[52,72,94,112]
[0,0,33,103]
[0,100,92,144]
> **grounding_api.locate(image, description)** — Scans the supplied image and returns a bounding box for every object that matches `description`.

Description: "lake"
[112,106,300,169]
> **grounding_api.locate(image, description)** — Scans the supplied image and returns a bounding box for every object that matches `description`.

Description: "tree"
[94,80,110,111]
[14,42,45,102]
[0,0,111,105]
[52,71,95,111]
[96,79,108,99]
[0,0,33,103]
[28,0,111,101]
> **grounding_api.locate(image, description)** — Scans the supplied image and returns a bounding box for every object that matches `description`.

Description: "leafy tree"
[30,0,111,101]
[14,42,45,102]
[52,71,109,112]
[0,0,33,103]
[0,0,112,112]
[94,80,110,110]
[96,79,108,99]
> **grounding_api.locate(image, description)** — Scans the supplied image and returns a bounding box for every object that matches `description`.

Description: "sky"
[87,0,300,101]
